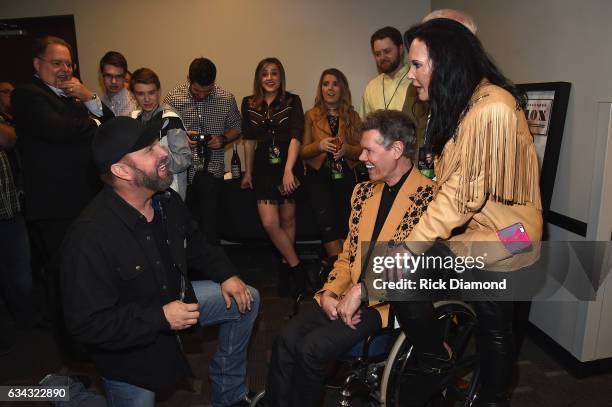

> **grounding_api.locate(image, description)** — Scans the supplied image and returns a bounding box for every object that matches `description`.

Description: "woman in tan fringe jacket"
[399,19,543,407]
[337,19,543,407]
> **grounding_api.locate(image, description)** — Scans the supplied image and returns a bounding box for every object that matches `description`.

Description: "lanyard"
[382,69,409,110]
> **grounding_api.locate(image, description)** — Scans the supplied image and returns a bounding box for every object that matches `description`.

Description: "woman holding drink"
[300,68,362,278]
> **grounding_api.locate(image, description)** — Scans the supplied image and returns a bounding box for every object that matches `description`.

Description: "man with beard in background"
[359,26,411,119]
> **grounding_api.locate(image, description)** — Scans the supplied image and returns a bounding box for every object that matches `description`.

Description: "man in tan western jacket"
[262,110,434,407]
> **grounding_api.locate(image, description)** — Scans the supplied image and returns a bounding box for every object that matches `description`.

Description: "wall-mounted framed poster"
[517,81,571,215]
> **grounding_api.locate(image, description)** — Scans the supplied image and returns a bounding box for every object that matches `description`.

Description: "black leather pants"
[394,300,515,407]
[265,302,382,407]
[472,301,515,407]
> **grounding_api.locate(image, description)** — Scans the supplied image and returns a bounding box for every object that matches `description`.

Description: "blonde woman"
[300,68,362,275]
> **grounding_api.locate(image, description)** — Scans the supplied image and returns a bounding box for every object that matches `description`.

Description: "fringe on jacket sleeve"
[450,100,542,214]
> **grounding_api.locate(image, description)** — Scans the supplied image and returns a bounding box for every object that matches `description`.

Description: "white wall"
[2,0,429,112]
[432,0,612,230]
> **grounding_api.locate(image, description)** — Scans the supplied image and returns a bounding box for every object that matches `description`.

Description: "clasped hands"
[320,244,415,330]
[320,285,363,330]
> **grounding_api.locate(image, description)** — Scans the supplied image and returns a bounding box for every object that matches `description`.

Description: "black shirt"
[371,166,413,242]
[150,204,182,305]
[360,166,413,284]
[61,186,235,390]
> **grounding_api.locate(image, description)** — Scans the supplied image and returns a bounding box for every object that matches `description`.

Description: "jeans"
[103,378,155,407]
[40,374,107,407]
[192,280,260,407]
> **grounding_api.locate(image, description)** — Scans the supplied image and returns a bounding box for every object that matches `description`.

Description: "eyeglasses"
[102,73,126,82]
[37,57,75,70]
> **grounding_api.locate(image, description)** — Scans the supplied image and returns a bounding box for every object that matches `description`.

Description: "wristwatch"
[89,93,99,102]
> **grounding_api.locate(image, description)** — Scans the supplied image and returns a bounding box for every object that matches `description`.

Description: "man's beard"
[378,54,401,75]
[128,159,173,192]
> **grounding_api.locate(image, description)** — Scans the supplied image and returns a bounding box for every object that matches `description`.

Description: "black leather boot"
[473,301,515,407]
[398,350,456,406]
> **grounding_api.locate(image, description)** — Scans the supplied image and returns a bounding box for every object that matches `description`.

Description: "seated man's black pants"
[265,300,382,407]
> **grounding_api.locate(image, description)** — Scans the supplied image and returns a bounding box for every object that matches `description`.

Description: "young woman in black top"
[241,57,308,297]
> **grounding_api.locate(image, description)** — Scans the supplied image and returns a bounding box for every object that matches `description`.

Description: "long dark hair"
[404,19,526,155]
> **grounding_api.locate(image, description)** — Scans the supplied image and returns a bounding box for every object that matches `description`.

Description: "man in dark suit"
[11,36,113,352]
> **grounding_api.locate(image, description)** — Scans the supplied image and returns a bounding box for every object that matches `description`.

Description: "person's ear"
[110,162,133,181]
[33,57,41,73]
[392,140,404,159]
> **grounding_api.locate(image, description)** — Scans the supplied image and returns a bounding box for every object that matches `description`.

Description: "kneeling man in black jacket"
[61,117,259,407]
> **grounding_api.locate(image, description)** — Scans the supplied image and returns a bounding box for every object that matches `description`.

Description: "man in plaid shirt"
[164,58,241,244]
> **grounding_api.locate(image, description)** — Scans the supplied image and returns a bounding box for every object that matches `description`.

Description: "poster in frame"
[516,81,571,216]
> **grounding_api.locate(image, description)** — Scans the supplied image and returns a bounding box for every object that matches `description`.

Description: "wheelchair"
[251,300,479,406]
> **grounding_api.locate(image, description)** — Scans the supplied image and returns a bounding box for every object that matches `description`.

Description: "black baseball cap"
[92,117,161,173]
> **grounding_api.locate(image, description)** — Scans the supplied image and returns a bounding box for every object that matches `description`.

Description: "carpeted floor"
[1,243,611,407]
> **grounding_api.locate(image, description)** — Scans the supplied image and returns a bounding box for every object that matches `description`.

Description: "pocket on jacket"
[116,264,146,280]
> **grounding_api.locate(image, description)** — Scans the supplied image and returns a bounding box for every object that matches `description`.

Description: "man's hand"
[186,130,199,146]
[384,243,414,283]
[221,276,254,313]
[163,300,200,330]
[336,283,363,330]
[57,77,94,101]
[208,135,225,150]
[320,290,339,320]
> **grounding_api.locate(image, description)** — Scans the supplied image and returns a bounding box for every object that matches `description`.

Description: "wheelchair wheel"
[250,389,266,406]
[379,301,479,407]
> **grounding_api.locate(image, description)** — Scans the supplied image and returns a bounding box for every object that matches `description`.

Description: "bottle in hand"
[231,143,242,179]
[329,137,344,180]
